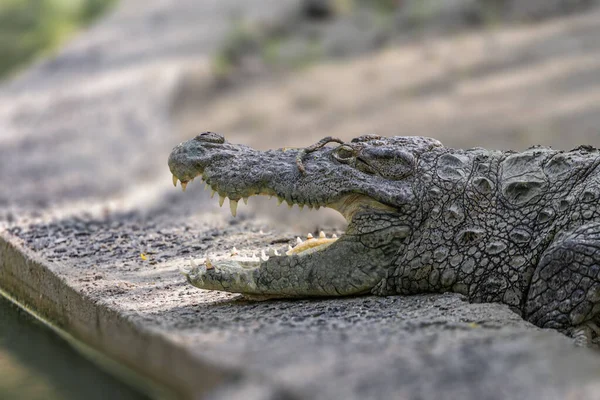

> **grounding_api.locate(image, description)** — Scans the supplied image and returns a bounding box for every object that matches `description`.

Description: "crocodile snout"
[168,132,228,185]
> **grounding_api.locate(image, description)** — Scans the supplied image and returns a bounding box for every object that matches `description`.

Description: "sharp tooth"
[252,252,257,258]
[205,255,214,270]
[277,198,283,206]
[307,233,314,239]
[205,184,209,191]
[219,195,226,207]
[288,245,293,251]
[261,250,268,260]
[286,200,293,209]
[231,247,239,256]
[319,231,326,238]
[308,204,314,210]
[243,197,249,205]
[270,248,280,256]
[230,199,238,217]
[172,175,178,187]
[332,234,338,238]
[181,182,188,192]
[211,190,216,198]
[296,237,303,244]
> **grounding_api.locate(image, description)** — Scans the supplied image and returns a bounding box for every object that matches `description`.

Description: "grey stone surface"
[2,1,600,399]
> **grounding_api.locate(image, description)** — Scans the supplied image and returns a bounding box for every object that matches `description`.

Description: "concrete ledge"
[0,232,237,399]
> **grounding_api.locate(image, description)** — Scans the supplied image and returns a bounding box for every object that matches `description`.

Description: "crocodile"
[168,132,600,342]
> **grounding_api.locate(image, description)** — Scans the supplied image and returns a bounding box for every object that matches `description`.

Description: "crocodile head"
[168,132,443,298]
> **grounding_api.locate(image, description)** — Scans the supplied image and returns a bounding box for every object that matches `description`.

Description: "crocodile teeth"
[181,182,188,192]
[268,248,279,256]
[204,184,209,191]
[288,245,293,251]
[205,255,214,270]
[219,195,226,207]
[286,235,339,256]
[172,175,178,187]
[260,250,269,261]
[243,197,249,205]
[231,247,239,256]
[296,237,303,244]
[286,200,293,209]
[307,233,314,239]
[211,190,216,198]
[230,199,238,217]
[332,234,338,238]
[319,231,326,238]
[277,198,283,206]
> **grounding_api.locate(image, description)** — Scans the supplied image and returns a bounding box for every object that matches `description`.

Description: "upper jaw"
[172,162,398,221]
[168,134,406,218]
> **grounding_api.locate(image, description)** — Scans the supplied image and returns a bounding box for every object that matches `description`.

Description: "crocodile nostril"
[195,131,225,144]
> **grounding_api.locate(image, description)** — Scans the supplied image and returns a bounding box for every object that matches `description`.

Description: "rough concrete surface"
[2,1,600,399]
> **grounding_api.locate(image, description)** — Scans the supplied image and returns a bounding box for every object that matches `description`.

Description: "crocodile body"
[168,132,600,339]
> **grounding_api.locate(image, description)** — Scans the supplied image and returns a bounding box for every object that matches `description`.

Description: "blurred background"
[0,0,117,79]
[2,0,600,398]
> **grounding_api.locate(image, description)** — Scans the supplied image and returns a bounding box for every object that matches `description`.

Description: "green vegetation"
[0,0,117,79]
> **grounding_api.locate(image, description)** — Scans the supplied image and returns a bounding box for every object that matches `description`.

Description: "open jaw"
[169,172,398,299]
[171,171,390,265]
[167,132,412,298]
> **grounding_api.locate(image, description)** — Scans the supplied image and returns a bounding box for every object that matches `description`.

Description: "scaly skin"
[168,132,600,340]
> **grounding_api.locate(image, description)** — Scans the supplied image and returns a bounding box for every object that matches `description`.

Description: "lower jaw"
[186,231,340,274]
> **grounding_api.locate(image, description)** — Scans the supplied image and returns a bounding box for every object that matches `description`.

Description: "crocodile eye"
[195,132,225,144]
[333,145,355,162]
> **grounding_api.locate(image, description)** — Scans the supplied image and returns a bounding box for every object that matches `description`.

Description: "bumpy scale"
[168,132,600,343]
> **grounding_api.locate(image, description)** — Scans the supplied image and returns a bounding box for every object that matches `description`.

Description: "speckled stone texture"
[3,0,600,399]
